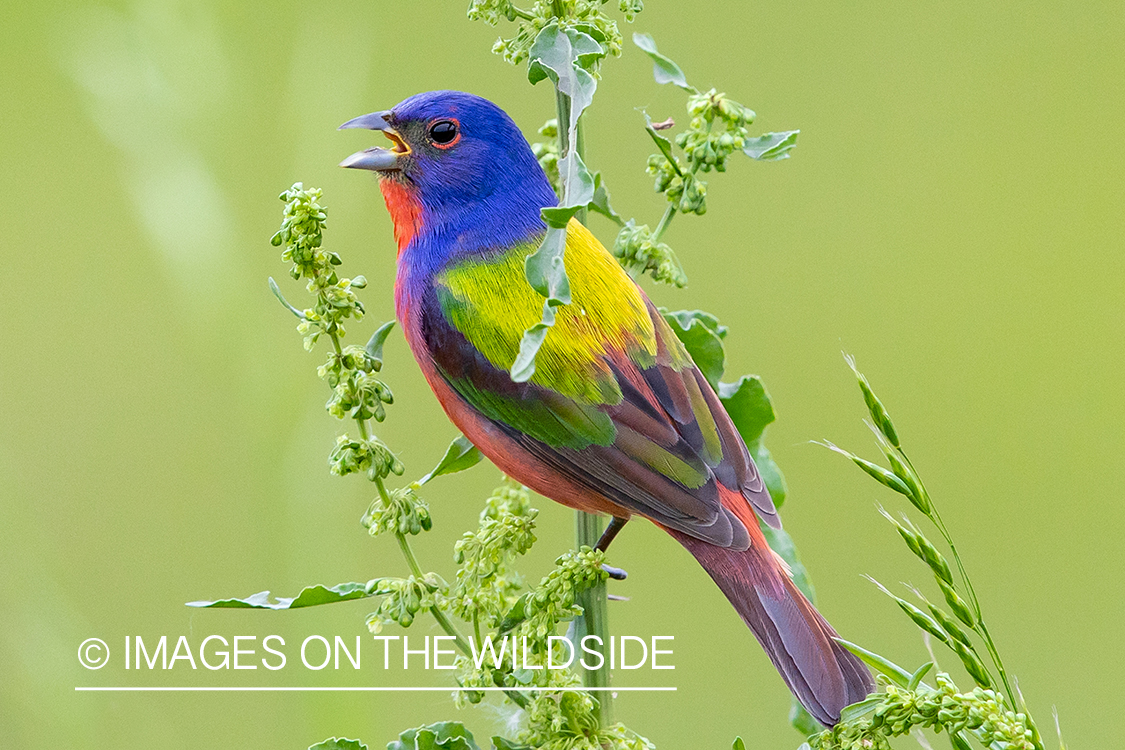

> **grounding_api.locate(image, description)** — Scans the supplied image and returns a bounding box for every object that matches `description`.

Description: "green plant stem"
[652,204,676,243]
[575,117,587,224]
[554,89,588,225]
[574,510,612,725]
[511,6,535,21]
[553,75,610,725]
[330,326,344,355]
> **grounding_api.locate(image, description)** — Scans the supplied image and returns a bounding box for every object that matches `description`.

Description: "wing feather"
[424,223,777,546]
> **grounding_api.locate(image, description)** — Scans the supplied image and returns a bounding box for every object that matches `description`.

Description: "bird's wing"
[423,219,777,546]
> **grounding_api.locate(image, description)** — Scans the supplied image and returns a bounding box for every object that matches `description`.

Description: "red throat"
[379,179,423,252]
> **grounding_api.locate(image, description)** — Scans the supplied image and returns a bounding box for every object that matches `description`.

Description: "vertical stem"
[573,117,587,225]
[574,511,612,725]
[554,76,610,724]
[651,204,676,243]
[555,87,571,155]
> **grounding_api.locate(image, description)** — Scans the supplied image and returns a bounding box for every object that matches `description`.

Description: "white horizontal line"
[75,686,676,692]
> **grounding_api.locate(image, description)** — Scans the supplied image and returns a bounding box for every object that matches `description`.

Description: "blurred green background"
[2,0,1122,747]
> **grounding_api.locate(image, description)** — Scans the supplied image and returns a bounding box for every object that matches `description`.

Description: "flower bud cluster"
[454,634,578,706]
[329,434,404,481]
[271,183,327,278]
[522,687,654,750]
[642,90,758,218]
[450,654,492,706]
[326,369,394,423]
[481,478,532,521]
[617,0,644,22]
[272,184,405,489]
[612,220,687,286]
[531,119,561,196]
[318,345,381,384]
[365,574,445,633]
[811,673,1037,750]
[524,689,600,747]
[466,0,521,26]
[447,480,538,629]
[469,0,642,66]
[363,486,432,537]
[520,547,608,641]
[273,184,367,351]
[646,154,707,214]
[676,89,754,174]
[450,510,538,626]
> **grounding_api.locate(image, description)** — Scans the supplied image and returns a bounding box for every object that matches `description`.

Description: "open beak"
[338,111,408,172]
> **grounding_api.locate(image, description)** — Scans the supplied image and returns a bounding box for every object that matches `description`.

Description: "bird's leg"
[596,516,628,552]
[597,516,629,580]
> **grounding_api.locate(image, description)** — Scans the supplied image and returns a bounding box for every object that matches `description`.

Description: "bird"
[339,90,873,726]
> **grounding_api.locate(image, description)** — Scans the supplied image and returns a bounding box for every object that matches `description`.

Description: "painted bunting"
[340,90,873,726]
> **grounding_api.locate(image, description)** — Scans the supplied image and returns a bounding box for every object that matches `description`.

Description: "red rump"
[380,179,423,251]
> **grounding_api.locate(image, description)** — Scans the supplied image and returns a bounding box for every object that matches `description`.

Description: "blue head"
[340,91,558,255]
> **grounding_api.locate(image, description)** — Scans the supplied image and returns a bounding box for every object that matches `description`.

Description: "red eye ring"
[428,118,461,149]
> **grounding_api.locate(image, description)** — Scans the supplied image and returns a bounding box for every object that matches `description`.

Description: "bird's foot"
[601,563,628,580]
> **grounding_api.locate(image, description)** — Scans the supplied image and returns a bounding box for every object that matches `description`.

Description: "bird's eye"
[428,119,459,146]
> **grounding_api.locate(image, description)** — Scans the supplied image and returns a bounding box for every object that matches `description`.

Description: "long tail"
[667,517,874,727]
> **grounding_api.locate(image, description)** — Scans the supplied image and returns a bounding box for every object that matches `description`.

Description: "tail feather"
[670,528,874,727]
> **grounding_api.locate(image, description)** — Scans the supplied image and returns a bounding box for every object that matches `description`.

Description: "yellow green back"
[436,219,658,405]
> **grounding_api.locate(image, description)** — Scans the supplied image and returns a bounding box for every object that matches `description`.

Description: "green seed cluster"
[612,219,687,286]
[521,547,608,641]
[272,183,402,485]
[453,509,537,584]
[811,674,1037,750]
[644,90,759,220]
[531,119,562,196]
[450,654,492,706]
[318,345,379,385]
[365,574,444,633]
[272,184,368,352]
[272,185,655,747]
[521,689,654,750]
[617,0,644,22]
[363,486,433,537]
[465,0,522,26]
[450,502,538,626]
[292,277,367,352]
[646,154,707,214]
[324,358,394,423]
[328,433,403,481]
[467,0,642,66]
[481,478,533,521]
[453,632,580,706]
[676,89,754,174]
[645,91,754,217]
[271,183,328,278]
